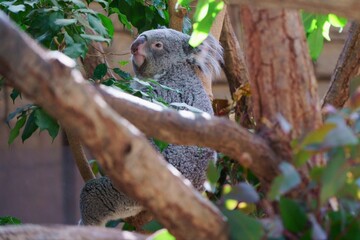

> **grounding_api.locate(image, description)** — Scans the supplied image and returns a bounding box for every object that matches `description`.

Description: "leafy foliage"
[302,12,347,60]
[206,100,360,239]
[0,216,22,225]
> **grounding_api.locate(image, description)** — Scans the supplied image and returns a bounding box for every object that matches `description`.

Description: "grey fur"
[79,29,223,226]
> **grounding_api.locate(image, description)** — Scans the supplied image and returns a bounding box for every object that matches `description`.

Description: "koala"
[79,28,223,226]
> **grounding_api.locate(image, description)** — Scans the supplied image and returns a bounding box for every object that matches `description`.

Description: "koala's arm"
[79,177,143,226]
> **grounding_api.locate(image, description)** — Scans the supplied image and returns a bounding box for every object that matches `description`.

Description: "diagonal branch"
[0,12,227,240]
[229,0,360,22]
[322,21,360,108]
[97,86,280,184]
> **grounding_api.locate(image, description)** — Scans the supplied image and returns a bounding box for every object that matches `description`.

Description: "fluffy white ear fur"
[191,35,223,79]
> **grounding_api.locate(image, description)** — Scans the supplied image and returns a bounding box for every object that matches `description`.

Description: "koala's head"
[130,29,223,79]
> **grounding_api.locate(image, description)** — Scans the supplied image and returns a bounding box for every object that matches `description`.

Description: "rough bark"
[169,0,186,31]
[0,225,147,240]
[230,0,360,22]
[220,9,252,126]
[97,86,279,184]
[240,8,322,159]
[0,12,227,240]
[322,21,360,109]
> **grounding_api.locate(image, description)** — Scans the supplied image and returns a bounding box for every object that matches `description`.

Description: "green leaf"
[152,229,176,240]
[34,108,59,140]
[300,123,336,148]
[322,21,331,41]
[302,12,317,33]
[0,216,22,225]
[189,0,224,47]
[6,104,33,125]
[88,159,100,175]
[328,14,347,28]
[80,34,110,44]
[118,60,129,66]
[98,13,114,38]
[268,162,301,201]
[142,220,163,232]
[169,102,204,113]
[21,110,39,142]
[93,63,108,80]
[153,138,169,152]
[320,149,347,205]
[226,182,260,203]
[64,43,86,59]
[88,14,108,36]
[105,218,123,228]
[54,18,77,26]
[8,114,27,145]
[323,115,359,147]
[10,88,21,103]
[223,209,264,240]
[8,4,25,13]
[113,68,132,80]
[279,198,308,233]
[207,160,220,185]
[307,27,324,60]
[69,0,86,8]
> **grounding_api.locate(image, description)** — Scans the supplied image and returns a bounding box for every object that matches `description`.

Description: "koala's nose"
[131,35,147,54]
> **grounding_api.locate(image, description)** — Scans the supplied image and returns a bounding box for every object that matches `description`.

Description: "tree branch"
[0,224,147,240]
[96,86,280,184]
[168,0,186,31]
[64,128,95,182]
[220,8,252,126]
[230,0,360,21]
[322,21,360,108]
[0,12,227,240]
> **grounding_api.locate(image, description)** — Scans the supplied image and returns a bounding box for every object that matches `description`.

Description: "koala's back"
[80,177,143,226]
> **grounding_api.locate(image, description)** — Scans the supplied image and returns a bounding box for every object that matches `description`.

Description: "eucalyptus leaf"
[34,108,59,140]
[152,229,175,240]
[279,198,308,233]
[98,13,114,38]
[268,162,301,201]
[226,182,260,203]
[0,216,22,225]
[320,149,347,205]
[80,34,110,44]
[8,114,27,145]
[88,14,108,36]
[207,160,220,185]
[22,110,39,142]
[93,63,107,80]
[54,18,77,26]
[223,209,264,240]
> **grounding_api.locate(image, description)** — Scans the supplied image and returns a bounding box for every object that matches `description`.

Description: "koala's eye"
[153,42,163,49]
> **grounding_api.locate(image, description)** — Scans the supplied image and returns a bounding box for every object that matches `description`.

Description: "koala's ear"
[186,35,224,78]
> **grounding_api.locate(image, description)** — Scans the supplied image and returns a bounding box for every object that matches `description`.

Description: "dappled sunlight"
[166,164,193,187]
[178,110,212,120]
[105,87,164,112]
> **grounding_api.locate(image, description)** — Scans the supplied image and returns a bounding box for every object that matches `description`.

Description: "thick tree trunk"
[240,7,322,169]
[230,0,360,22]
